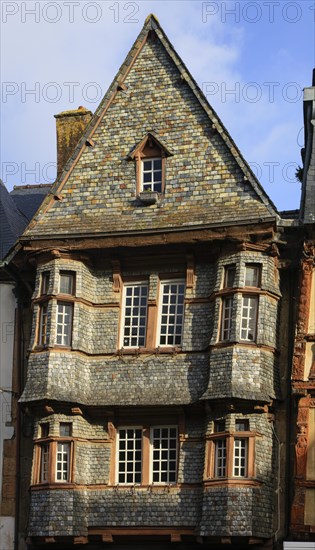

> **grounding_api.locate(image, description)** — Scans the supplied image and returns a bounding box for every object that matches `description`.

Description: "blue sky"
[1,0,314,211]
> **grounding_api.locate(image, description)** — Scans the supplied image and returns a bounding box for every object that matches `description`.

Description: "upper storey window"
[37,271,50,347]
[157,280,185,347]
[41,271,50,295]
[244,265,260,288]
[224,265,236,288]
[59,272,75,295]
[121,283,148,348]
[142,158,162,193]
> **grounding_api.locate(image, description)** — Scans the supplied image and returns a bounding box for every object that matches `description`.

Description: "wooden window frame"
[206,429,255,482]
[34,424,74,485]
[115,424,179,486]
[156,279,186,348]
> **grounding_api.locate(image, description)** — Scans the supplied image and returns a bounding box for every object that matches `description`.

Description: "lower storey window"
[35,423,73,485]
[118,428,142,484]
[56,442,70,481]
[240,295,258,341]
[151,427,177,483]
[209,420,254,481]
[214,437,248,478]
[56,302,73,346]
[117,425,178,485]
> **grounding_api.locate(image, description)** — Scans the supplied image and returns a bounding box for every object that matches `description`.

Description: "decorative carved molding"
[295,398,310,479]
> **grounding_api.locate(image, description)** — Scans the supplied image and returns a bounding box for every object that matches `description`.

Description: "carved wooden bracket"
[186,254,195,288]
[112,259,122,292]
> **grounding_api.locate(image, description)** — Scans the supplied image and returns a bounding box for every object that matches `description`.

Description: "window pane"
[214,439,227,477]
[141,158,162,192]
[122,284,148,347]
[60,422,72,436]
[150,426,178,484]
[40,444,50,482]
[233,439,248,477]
[117,428,142,484]
[38,304,48,346]
[56,303,73,346]
[240,296,258,341]
[60,273,75,295]
[220,297,233,341]
[235,420,249,432]
[159,281,185,346]
[224,266,236,288]
[245,266,260,287]
[55,442,70,482]
[41,272,50,295]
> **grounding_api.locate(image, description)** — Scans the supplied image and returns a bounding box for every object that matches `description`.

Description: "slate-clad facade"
[5,14,314,550]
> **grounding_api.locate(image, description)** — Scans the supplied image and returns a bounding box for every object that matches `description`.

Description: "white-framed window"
[244,265,260,287]
[141,158,162,193]
[121,283,148,348]
[59,272,75,295]
[158,280,185,346]
[150,426,178,484]
[56,302,73,346]
[38,303,48,346]
[40,443,50,482]
[214,439,227,478]
[56,442,70,482]
[117,427,143,484]
[220,296,233,341]
[116,425,179,485]
[240,295,258,341]
[233,438,248,477]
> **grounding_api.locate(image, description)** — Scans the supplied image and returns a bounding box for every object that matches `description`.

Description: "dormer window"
[128,132,173,203]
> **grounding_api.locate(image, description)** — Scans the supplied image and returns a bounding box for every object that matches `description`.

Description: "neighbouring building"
[1,15,314,550]
[289,75,315,544]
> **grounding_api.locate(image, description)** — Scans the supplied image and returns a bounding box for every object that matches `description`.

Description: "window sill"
[138,191,159,204]
[118,346,181,355]
[204,478,262,488]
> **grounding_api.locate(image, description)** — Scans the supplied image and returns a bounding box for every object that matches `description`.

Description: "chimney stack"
[54,106,93,178]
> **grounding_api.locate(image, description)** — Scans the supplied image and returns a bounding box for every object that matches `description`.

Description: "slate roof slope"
[0,180,28,259]
[23,14,279,240]
[10,184,52,221]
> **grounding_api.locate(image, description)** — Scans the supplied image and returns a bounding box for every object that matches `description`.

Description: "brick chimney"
[54,106,93,177]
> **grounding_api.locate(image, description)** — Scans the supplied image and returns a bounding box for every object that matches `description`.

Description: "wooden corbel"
[112,259,122,292]
[186,254,195,289]
[71,407,83,416]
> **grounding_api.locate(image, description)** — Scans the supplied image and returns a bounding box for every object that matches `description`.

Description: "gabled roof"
[22,14,279,242]
[128,131,174,159]
[0,180,28,259]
